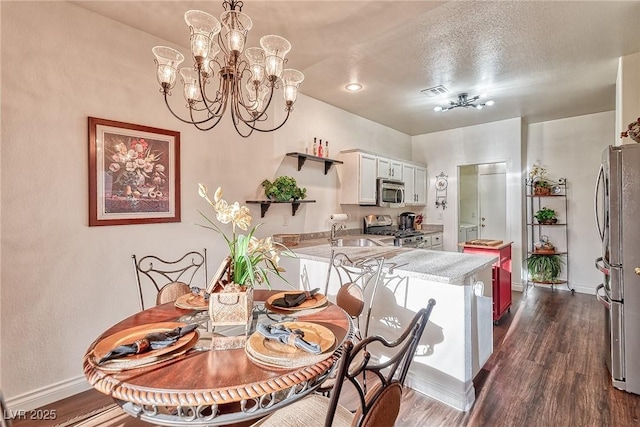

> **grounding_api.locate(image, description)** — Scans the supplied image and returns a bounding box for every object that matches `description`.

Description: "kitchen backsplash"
[295,223,443,242]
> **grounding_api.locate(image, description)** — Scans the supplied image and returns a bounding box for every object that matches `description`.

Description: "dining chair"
[324,250,385,340]
[132,249,207,310]
[251,299,436,427]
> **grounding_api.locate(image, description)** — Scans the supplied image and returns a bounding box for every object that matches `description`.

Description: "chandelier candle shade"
[434,93,495,112]
[152,0,304,138]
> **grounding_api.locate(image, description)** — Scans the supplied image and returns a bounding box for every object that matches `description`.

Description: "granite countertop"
[292,242,497,286]
[293,226,443,249]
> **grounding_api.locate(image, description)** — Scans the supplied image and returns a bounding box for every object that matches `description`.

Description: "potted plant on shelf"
[261,176,307,202]
[529,163,551,195]
[534,207,557,224]
[527,254,564,283]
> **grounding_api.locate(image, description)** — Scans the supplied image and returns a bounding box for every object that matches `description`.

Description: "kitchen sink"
[333,238,383,247]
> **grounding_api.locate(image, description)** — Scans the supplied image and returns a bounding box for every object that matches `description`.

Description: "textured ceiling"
[72,0,640,136]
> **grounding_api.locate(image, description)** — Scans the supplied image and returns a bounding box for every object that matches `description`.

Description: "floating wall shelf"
[246,200,316,218]
[286,152,343,175]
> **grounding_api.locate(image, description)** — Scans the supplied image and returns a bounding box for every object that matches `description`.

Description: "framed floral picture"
[88,117,180,226]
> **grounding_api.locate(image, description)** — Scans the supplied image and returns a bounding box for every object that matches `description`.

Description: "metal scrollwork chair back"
[252,299,436,427]
[325,250,385,340]
[132,249,207,310]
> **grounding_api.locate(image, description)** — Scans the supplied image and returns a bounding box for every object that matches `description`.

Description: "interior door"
[478,171,507,240]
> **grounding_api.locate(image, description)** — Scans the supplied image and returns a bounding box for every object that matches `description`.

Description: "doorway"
[458,162,507,243]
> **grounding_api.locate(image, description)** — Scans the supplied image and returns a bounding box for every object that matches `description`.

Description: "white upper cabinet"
[403,163,416,205]
[403,163,427,206]
[339,152,377,205]
[415,166,427,205]
[340,150,426,207]
[377,157,403,181]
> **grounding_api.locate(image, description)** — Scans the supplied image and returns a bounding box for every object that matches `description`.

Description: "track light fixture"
[434,93,495,112]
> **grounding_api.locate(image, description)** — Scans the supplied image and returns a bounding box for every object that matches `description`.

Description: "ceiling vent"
[420,85,448,97]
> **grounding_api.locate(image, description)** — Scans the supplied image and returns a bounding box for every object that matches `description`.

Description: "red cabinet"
[462,242,512,323]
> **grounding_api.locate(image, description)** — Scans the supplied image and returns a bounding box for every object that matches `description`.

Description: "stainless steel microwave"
[377,178,405,208]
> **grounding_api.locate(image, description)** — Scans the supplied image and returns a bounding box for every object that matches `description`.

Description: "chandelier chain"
[223,0,243,12]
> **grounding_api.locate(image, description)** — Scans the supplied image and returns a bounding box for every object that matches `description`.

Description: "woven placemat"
[245,322,335,368]
[265,303,328,317]
[87,332,198,371]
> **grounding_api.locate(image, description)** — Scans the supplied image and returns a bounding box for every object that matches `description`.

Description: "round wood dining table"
[83,289,353,426]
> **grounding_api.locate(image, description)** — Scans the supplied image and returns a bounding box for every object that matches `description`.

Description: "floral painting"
[89,117,180,226]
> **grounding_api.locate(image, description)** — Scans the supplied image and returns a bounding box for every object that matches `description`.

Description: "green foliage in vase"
[527,254,564,283]
[198,184,292,288]
[534,207,557,222]
[261,176,307,202]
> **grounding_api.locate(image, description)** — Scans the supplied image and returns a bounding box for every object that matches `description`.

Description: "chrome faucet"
[329,222,347,246]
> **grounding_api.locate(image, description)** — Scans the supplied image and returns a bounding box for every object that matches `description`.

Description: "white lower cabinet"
[430,233,443,250]
[415,233,443,250]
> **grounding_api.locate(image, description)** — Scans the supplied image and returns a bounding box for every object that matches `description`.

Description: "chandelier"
[152,0,304,138]
[434,93,495,112]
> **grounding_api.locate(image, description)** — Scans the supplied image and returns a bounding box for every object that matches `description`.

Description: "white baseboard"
[5,376,91,411]
[405,371,475,411]
[517,282,595,295]
[513,280,595,295]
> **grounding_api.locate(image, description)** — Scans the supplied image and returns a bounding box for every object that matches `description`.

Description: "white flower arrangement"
[198,184,289,288]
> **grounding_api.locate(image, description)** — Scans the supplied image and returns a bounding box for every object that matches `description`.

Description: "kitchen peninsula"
[284,243,497,411]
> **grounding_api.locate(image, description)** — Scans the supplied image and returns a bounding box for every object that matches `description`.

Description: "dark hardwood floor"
[11,287,640,426]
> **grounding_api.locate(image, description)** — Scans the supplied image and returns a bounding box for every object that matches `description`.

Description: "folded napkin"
[190,287,210,301]
[98,323,198,365]
[271,288,320,308]
[256,323,322,354]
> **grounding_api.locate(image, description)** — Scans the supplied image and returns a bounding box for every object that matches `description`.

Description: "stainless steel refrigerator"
[595,144,640,394]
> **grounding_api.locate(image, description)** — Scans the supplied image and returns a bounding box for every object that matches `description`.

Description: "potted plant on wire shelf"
[534,207,557,225]
[527,253,564,284]
[529,163,552,195]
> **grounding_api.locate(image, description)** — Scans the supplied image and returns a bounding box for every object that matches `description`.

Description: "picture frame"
[88,117,180,226]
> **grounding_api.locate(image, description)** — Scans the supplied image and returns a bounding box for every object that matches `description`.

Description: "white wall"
[412,118,524,288]
[616,53,640,145]
[269,94,413,234]
[413,113,614,295]
[528,112,613,294]
[0,1,411,406]
[458,165,478,226]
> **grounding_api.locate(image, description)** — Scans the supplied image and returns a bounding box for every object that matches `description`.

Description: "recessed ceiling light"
[345,83,363,92]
